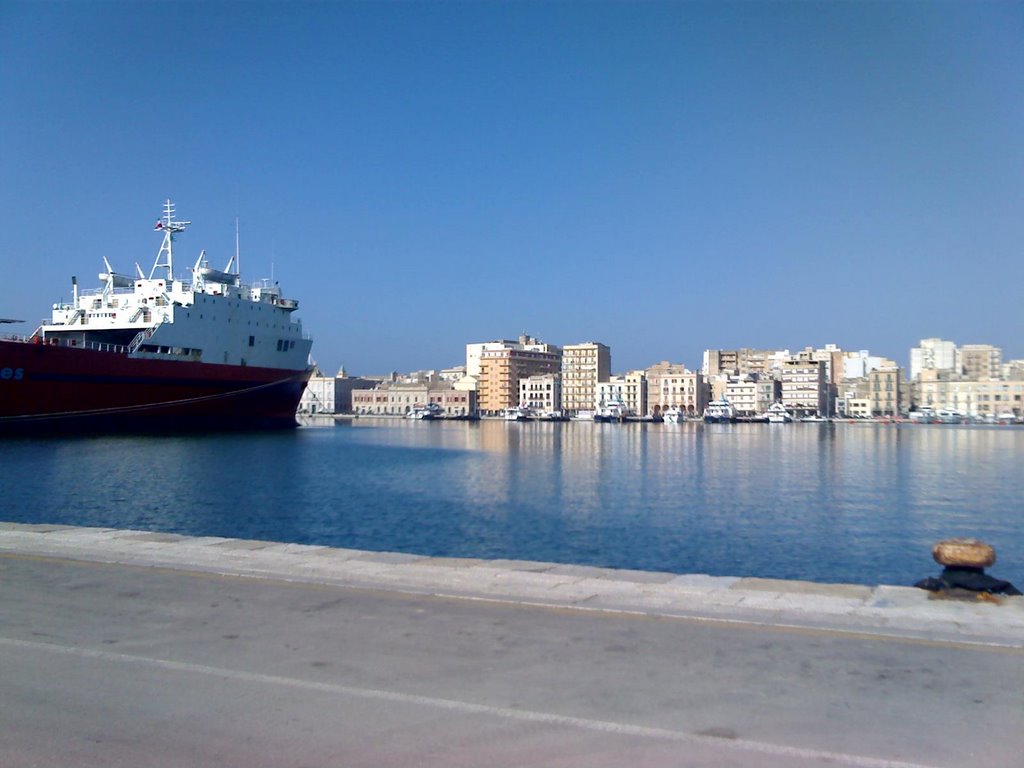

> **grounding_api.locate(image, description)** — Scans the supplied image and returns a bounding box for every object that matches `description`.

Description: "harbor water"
[3,420,1022,587]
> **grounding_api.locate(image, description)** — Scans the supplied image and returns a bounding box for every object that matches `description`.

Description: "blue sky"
[2,1,1021,375]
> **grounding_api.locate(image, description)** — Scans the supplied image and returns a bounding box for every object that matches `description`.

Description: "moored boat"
[501,406,532,421]
[407,403,444,420]
[663,407,685,424]
[594,398,628,423]
[0,200,313,434]
[766,402,792,423]
[702,397,736,424]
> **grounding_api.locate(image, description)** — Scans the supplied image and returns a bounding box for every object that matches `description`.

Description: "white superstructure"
[41,200,311,371]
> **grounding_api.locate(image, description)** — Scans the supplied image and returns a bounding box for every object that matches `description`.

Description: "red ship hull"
[0,339,311,434]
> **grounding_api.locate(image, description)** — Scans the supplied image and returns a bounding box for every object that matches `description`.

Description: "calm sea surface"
[3,420,1022,587]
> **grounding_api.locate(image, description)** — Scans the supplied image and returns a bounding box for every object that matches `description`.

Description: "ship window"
[249,336,255,347]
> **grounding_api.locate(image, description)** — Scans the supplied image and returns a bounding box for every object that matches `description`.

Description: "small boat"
[539,410,569,421]
[502,406,532,421]
[909,407,937,424]
[594,399,628,423]
[407,403,443,420]
[766,402,792,423]
[935,408,964,424]
[663,407,685,424]
[702,397,736,424]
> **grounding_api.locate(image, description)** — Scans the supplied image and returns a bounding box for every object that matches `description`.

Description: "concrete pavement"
[1,522,1022,767]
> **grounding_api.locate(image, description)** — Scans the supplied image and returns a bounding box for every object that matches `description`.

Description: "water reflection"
[2,421,1021,587]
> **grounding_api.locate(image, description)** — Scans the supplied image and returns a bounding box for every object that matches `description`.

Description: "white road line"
[0,636,940,768]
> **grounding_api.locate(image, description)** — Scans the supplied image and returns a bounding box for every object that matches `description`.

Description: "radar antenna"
[149,199,191,280]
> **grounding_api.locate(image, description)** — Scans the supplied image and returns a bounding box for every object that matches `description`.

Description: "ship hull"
[0,339,311,434]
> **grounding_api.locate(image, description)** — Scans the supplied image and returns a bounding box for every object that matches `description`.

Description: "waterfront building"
[476,336,561,415]
[519,373,561,414]
[915,372,1024,417]
[868,366,903,417]
[298,369,336,414]
[702,348,788,378]
[845,397,872,418]
[595,370,646,416]
[352,382,477,416]
[334,368,377,414]
[439,365,467,383]
[562,342,611,415]
[960,344,1002,381]
[724,374,778,417]
[1004,360,1024,380]
[645,361,706,418]
[910,338,960,381]
[780,359,828,417]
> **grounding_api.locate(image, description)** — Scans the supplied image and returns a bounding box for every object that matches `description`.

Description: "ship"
[702,397,737,424]
[0,200,313,434]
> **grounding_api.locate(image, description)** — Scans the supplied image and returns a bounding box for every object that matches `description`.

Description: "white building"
[298,373,336,414]
[724,374,777,417]
[519,373,562,413]
[910,338,960,381]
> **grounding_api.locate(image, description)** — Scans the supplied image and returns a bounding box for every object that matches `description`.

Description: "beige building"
[868,366,903,417]
[519,373,561,413]
[915,372,1024,417]
[561,342,611,414]
[474,336,561,415]
[845,398,872,418]
[960,344,1002,381]
[725,374,778,417]
[1004,360,1024,380]
[703,348,787,378]
[645,362,706,417]
[781,359,828,417]
[351,382,476,416]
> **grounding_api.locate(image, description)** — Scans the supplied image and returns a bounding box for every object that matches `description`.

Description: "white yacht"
[502,406,532,421]
[407,403,443,420]
[766,402,792,423]
[663,407,685,424]
[702,398,736,424]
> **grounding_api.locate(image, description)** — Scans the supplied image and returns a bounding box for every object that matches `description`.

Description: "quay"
[1,523,1022,767]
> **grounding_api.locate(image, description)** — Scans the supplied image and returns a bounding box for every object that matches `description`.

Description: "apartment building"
[561,342,611,415]
[780,359,828,417]
[596,370,646,416]
[703,348,787,378]
[472,336,561,415]
[519,373,561,413]
[645,362,706,417]
[868,367,903,417]
[915,371,1024,417]
[960,344,1002,381]
[725,374,778,417]
[910,338,960,381]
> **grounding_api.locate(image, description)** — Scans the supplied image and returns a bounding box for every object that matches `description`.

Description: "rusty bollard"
[915,538,1021,599]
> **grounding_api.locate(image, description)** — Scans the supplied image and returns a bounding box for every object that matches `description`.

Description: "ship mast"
[149,199,191,280]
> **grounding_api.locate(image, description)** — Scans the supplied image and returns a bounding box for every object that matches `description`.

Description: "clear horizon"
[2,1,1021,375]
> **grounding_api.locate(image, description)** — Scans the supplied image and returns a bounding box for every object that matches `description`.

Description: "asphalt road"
[2,552,1022,768]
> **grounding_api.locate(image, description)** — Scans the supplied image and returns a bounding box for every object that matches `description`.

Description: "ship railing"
[81,340,129,353]
[21,334,130,353]
[128,324,159,354]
